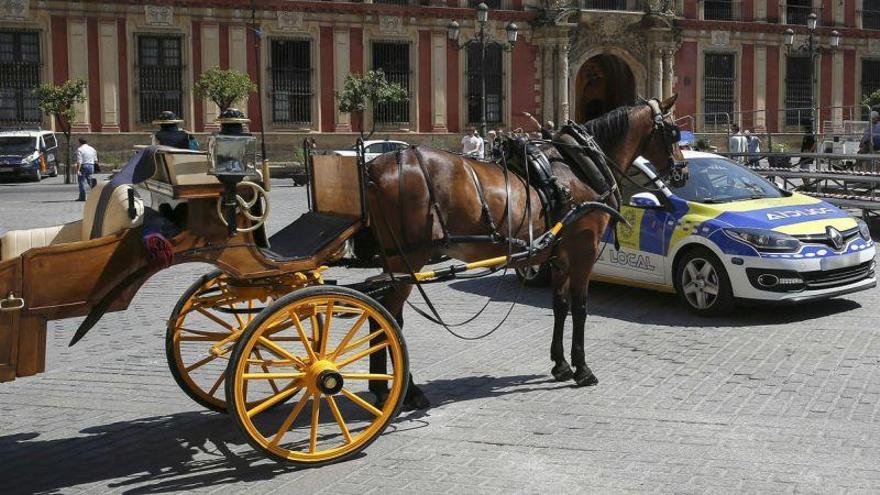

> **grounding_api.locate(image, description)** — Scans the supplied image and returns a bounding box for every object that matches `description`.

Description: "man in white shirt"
[74,138,98,201]
[728,124,748,162]
[461,128,484,159]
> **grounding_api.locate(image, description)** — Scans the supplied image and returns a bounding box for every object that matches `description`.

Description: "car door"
[44,134,58,167]
[594,163,671,285]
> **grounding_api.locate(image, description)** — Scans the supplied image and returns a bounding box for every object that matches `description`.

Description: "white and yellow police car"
[517,151,876,316]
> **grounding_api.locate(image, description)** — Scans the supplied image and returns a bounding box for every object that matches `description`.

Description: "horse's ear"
[660,93,678,113]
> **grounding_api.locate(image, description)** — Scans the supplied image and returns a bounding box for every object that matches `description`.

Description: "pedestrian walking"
[74,138,97,202]
[461,127,483,159]
[798,122,817,169]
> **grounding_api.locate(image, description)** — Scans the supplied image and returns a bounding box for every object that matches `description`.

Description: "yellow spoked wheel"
[226,285,408,465]
[167,270,282,412]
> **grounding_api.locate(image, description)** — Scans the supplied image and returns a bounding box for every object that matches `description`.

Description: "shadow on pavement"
[448,275,862,328]
[0,412,290,495]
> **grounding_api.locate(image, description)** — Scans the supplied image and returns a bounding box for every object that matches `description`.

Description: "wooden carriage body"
[0,147,365,383]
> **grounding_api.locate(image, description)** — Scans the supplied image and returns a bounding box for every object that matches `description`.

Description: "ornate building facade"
[1,0,880,139]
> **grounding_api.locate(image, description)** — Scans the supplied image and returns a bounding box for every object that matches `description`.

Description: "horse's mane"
[580,105,633,149]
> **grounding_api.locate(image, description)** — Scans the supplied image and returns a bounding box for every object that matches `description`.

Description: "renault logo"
[827,226,844,250]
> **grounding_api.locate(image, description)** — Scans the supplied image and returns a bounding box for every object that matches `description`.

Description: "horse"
[363,95,687,409]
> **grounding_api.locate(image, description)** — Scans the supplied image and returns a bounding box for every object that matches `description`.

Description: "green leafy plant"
[337,69,408,140]
[771,142,789,153]
[33,78,87,184]
[193,66,257,112]
[694,137,712,151]
[863,89,880,111]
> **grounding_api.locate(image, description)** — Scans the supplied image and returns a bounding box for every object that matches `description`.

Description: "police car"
[0,129,60,181]
[517,151,876,316]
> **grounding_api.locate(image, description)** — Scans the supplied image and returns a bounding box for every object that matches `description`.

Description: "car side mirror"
[629,192,662,209]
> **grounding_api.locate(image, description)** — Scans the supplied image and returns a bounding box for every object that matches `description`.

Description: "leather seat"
[0,181,144,261]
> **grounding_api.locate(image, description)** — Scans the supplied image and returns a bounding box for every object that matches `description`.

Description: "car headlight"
[856,219,871,241]
[724,228,801,252]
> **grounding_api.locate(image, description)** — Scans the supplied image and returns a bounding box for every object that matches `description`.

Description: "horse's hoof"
[402,388,431,411]
[573,367,598,387]
[551,362,574,382]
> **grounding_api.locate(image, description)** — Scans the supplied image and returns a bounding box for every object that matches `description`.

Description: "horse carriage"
[0,97,685,466]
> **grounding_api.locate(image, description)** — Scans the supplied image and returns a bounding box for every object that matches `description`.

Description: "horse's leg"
[369,251,432,410]
[570,280,598,387]
[550,264,574,381]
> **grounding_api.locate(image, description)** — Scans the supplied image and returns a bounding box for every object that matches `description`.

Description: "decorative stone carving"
[0,0,29,20]
[710,30,730,47]
[277,11,304,31]
[569,17,649,64]
[144,5,173,26]
[379,15,402,34]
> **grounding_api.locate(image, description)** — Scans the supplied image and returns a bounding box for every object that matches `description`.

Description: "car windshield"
[0,137,36,156]
[666,156,784,203]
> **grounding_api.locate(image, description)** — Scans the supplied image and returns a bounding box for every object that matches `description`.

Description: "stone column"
[202,24,221,129]
[98,21,120,132]
[557,42,570,124]
[431,32,448,132]
[542,44,555,124]
[662,48,675,99]
[653,48,664,99]
[755,46,768,129]
[333,29,351,132]
[68,19,90,131]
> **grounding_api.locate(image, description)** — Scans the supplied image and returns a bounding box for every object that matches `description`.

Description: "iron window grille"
[785,55,813,126]
[702,0,741,21]
[580,0,645,11]
[466,43,504,126]
[372,41,411,125]
[862,59,880,118]
[0,30,41,126]
[270,39,312,125]
[702,53,735,131]
[137,35,183,124]
[469,0,503,8]
[786,0,817,25]
[376,0,410,4]
[864,0,880,29]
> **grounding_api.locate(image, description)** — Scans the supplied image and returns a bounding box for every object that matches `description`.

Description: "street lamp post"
[447,3,518,138]
[784,13,840,134]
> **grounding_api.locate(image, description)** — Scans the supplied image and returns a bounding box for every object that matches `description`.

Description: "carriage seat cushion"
[82,181,145,240]
[0,221,82,261]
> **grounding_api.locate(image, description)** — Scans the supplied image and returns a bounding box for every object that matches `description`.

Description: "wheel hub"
[317,370,344,395]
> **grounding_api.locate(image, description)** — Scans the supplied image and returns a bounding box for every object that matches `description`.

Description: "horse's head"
[637,94,688,187]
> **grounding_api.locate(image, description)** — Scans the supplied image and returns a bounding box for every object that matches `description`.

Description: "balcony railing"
[785,4,822,25]
[863,10,880,29]
[702,0,742,21]
[580,0,647,12]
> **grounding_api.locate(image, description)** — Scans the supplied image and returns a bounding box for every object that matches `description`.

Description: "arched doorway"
[574,54,636,123]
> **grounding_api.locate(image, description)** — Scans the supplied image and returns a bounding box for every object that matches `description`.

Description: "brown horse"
[363,95,686,408]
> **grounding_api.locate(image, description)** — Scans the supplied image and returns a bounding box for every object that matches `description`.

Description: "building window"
[0,31,41,125]
[270,39,311,125]
[376,0,410,4]
[467,44,503,126]
[786,0,814,25]
[702,53,735,130]
[703,0,740,21]
[469,0,502,8]
[137,35,183,123]
[372,42,410,125]
[862,59,880,117]
[581,0,640,10]
[865,0,880,29]
[785,55,812,126]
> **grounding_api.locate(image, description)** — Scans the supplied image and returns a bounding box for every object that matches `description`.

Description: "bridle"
[644,98,688,187]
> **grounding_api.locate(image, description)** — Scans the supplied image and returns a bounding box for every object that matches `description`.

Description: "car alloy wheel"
[680,257,720,310]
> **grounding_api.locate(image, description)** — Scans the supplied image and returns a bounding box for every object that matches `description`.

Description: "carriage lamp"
[208,133,258,235]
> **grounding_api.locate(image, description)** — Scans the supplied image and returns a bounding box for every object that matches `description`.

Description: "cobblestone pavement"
[2,177,880,494]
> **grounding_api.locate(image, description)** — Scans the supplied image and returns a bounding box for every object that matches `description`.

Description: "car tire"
[49,165,58,177]
[674,247,734,317]
[515,262,552,287]
[31,168,41,182]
